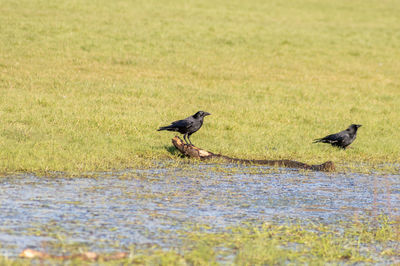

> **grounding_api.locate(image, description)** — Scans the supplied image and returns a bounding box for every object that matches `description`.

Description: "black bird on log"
[158,111,211,145]
[313,124,362,149]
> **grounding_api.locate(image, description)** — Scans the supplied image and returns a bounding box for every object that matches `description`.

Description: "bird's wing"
[338,131,352,141]
[325,134,341,143]
[170,118,193,129]
[315,133,342,143]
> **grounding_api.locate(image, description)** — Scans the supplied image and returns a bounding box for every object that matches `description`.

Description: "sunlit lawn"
[1,0,399,172]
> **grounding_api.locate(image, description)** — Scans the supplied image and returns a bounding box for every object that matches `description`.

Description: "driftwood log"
[172,136,335,172]
[19,248,128,261]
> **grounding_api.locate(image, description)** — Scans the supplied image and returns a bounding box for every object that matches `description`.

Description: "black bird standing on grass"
[313,124,362,149]
[157,111,211,145]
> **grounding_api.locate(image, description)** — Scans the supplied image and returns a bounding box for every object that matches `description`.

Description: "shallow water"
[0,163,399,257]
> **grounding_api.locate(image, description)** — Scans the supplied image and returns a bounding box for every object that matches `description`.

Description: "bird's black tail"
[313,138,334,144]
[157,126,175,131]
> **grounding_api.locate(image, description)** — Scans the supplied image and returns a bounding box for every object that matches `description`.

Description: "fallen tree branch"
[172,136,335,172]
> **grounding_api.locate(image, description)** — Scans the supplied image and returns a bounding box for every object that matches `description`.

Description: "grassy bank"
[1,0,399,172]
[3,217,399,264]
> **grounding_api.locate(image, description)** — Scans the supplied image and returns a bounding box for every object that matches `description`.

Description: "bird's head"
[193,111,211,119]
[349,124,362,131]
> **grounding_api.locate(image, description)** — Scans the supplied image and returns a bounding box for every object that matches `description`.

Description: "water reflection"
[0,164,398,256]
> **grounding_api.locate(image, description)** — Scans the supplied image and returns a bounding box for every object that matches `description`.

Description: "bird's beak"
[204,112,211,116]
[357,124,362,128]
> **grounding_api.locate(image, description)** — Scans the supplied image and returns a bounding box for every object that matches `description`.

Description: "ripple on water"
[0,164,399,256]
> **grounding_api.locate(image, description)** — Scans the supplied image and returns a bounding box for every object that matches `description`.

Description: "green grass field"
[1,0,399,172]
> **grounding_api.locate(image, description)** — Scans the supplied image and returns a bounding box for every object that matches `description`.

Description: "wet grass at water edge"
[1,217,399,265]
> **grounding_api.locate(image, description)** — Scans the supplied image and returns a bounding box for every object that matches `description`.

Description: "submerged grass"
[4,217,399,264]
[1,0,400,173]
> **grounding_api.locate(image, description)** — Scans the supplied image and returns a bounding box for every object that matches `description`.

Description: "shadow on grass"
[164,145,185,157]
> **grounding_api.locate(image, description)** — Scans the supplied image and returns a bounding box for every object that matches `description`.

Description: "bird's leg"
[183,134,189,145]
[188,134,193,146]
